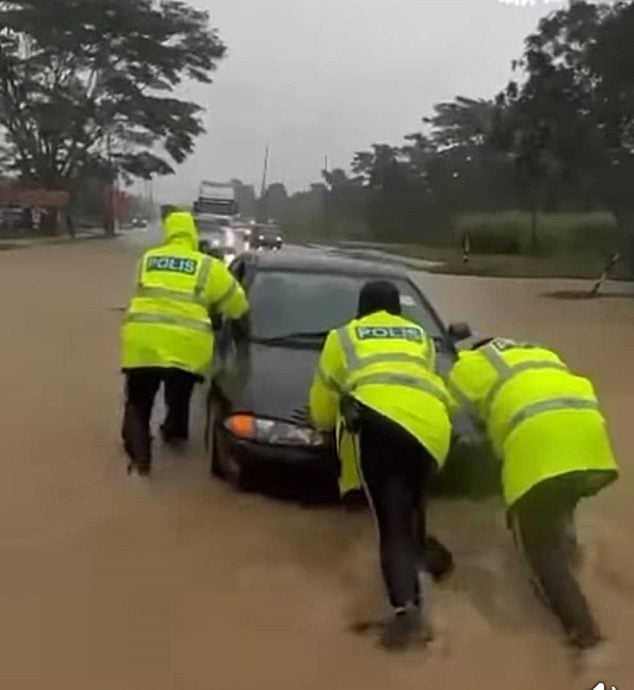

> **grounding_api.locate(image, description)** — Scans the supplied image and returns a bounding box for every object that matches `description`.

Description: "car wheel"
[208,399,255,492]
[209,422,226,479]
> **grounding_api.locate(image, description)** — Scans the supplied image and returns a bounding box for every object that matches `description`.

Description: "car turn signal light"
[223,414,324,447]
[226,414,255,438]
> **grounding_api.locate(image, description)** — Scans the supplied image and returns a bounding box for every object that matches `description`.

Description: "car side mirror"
[448,322,472,342]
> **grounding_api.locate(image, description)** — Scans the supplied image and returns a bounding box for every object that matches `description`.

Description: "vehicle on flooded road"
[249,223,283,251]
[196,214,237,264]
[206,248,480,492]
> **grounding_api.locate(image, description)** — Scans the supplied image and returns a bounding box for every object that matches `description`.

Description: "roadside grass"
[455,210,617,257]
[393,245,621,280]
[334,211,628,280]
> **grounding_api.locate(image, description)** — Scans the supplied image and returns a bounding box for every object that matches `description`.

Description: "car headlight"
[224,414,324,447]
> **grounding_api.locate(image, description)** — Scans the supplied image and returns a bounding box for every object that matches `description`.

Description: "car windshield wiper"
[251,330,331,345]
[253,331,450,348]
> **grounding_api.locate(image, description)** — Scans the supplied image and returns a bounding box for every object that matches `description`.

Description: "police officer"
[309,280,453,650]
[446,337,619,653]
[121,208,249,476]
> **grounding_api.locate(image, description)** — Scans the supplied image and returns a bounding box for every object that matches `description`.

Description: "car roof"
[241,247,407,279]
[196,213,226,220]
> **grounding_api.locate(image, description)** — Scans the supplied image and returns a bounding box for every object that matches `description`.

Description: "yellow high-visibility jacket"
[446,338,618,508]
[121,212,249,376]
[309,311,452,495]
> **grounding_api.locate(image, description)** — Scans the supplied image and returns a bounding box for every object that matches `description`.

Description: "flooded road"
[1,238,632,689]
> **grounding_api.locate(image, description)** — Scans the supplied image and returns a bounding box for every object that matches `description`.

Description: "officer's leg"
[411,452,454,580]
[359,418,426,649]
[515,481,602,649]
[122,368,161,473]
[162,369,198,442]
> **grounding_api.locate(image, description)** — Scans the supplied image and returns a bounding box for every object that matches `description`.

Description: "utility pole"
[260,145,269,198]
[259,145,269,221]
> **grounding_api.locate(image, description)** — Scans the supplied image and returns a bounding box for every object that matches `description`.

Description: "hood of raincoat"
[163,211,199,250]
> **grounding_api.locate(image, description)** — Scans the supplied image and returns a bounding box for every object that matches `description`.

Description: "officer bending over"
[447,337,619,653]
[309,280,453,650]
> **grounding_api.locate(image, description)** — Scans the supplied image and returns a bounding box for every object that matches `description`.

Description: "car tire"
[209,423,225,480]
[208,398,255,492]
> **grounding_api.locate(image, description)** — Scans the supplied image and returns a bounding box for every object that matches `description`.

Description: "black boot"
[160,423,187,448]
[380,603,430,651]
[123,405,152,476]
[421,536,455,581]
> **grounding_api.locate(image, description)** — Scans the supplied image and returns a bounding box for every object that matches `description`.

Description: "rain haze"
[155,0,566,202]
[4,0,634,687]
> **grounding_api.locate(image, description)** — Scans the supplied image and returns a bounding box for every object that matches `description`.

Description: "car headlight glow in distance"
[224,414,324,447]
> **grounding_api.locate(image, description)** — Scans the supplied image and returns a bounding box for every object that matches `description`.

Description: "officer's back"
[122,210,248,376]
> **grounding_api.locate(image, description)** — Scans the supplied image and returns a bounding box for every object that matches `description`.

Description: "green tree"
[260,182,288,221]
[0,0,225,232]
[499,1,634,267]
[322,167,367,238]
[424,96,495,149]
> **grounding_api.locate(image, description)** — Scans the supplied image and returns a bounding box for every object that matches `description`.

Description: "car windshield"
[248,270,446,341]
[196,199,238,216]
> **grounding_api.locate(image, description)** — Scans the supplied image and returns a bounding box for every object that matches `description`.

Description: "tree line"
[3,0,634,268]
[264,2,634,272]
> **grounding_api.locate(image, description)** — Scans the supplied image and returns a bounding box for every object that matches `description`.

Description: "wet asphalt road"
[1,232,632,689]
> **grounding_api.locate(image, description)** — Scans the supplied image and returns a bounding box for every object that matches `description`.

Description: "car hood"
[216,344,320,422]
[215,342,459,425]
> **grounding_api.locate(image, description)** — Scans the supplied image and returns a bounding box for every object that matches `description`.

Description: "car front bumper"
[216,425,339,475]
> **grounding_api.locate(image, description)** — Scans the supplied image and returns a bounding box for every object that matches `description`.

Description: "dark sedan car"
[205,248,487,493]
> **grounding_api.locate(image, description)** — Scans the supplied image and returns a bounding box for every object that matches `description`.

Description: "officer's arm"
[133,257,144,290]
[309,331,345,432]
[445,351,492,420]
[205,259,249,321]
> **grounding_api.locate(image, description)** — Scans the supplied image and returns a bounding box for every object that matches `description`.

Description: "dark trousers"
[122,367,199,467]
[512,475,601,649]
[358,405,435,611]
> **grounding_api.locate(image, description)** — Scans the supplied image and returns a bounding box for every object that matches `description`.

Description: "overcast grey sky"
[154,0,565,201]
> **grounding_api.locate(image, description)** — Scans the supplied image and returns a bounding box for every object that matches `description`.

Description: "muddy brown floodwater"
[1,238,632,690]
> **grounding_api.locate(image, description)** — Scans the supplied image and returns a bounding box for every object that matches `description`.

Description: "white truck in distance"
[193,181,240,262]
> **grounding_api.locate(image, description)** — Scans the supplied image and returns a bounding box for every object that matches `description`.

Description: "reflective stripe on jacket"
[309,311,453,495]
[447,339,618,507]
